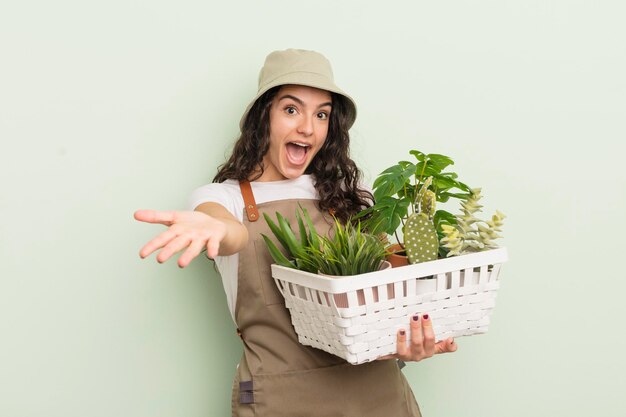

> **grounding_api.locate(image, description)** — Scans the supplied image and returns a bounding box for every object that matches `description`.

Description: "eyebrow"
[278,94,332,109]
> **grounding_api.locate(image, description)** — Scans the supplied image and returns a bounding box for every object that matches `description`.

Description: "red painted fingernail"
[399,329,406,336]
[412,314,419,322]
[423,314,430,320]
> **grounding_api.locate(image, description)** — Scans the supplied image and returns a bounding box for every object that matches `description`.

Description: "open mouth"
[285,142,311,165]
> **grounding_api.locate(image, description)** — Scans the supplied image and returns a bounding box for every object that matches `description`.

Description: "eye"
[284,106,297,115]
[317,111,329,120]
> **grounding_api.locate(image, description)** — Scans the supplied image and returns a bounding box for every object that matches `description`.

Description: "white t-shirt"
[188,175,319,323]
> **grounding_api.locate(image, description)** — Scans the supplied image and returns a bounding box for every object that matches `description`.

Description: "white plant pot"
[271,247,509,365]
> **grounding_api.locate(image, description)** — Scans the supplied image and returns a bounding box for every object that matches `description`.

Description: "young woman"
[135,49,457,416]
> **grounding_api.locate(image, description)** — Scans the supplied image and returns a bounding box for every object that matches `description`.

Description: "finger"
[156,235,192,263]
[178,239,206,268]
[409,313,424,356]
[396,328,409,358]
[435,338,458,354]
[134,209,177,226]
[205,236,221,259]
[139,229,177,258]
[421,313,436,356]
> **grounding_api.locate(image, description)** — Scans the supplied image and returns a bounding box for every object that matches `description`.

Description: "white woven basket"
[271,247,508,365]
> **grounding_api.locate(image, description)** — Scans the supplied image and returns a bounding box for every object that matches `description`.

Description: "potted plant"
[261,206,389,275]
[358,150,473,265]
[262,206,390,307]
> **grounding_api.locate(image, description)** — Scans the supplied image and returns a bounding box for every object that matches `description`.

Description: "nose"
[296,114,314,137]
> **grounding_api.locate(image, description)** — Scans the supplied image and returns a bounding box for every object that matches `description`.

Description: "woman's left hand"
[378,313,457,362]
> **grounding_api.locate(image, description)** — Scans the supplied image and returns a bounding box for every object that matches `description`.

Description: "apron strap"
[239,181,259,222]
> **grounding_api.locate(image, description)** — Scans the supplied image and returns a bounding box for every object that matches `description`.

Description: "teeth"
[291,142,310,147]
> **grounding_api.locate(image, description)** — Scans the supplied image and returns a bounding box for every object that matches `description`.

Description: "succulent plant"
[440,188,506,256]
[478,211,506,250]
[456,188,485,252]
[315,218,388,276]
[261,207,321,273]
[440,224,463,256]
[262,206,388,276]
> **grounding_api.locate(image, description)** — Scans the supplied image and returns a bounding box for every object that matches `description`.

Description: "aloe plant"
[261,207,321,273]
[262,206,388,276]
[315,218,388,276]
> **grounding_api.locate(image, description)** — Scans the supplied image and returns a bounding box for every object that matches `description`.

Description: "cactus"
[403,177,439,264]
[420,190,436,218]
[404,213,439,263]
[440,188,505,256]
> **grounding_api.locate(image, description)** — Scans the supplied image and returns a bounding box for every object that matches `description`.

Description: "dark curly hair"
[213,85,372,223]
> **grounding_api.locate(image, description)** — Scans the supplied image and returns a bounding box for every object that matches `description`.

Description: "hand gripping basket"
[271,247,508,365]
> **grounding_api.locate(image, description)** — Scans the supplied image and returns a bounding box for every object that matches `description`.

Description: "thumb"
[206,237,221,259]
[435,338,457,354]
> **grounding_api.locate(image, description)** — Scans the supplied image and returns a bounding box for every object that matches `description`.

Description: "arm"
[134,202,248,268]
[194,202,248,256]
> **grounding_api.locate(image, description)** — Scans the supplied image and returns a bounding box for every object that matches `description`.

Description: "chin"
[280,165,309,180]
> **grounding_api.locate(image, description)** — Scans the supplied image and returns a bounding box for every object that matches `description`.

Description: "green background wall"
[2,1,624,416]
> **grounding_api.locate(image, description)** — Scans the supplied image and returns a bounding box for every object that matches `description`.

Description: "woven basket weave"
[271,247,508,365]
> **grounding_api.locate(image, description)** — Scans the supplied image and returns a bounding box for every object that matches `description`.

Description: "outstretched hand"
[378,313,457,362]
[134,209,228,268]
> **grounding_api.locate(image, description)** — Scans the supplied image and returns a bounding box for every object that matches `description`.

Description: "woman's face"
[257,85,332,182]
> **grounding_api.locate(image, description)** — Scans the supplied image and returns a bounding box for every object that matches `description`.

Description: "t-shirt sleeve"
[188,183,239,218]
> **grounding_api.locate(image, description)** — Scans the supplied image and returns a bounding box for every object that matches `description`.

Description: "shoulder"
[188,180,243,212]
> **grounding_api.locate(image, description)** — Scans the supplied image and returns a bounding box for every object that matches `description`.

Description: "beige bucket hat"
[239,49,357,130]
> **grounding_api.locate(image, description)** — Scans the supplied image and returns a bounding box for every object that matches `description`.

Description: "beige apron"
[231,182,422,417]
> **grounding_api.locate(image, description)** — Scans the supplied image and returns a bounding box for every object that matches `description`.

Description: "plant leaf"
[295,209,308,247]
[409,150,426,162]
[300,206,320,249]
[263,212,291,253]
[276,212,303,257]
[425,153,454,171]
[373,165,406,201]
[367,196,409,236]
[434,209,457,226]
[261,234,295,268]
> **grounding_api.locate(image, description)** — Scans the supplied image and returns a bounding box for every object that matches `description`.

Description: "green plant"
[440,188,506,256]
[316,218,388,276]
[261,207,322,273]
[358,150,472,258]
[262,206,388,276]
[403,177,439,264]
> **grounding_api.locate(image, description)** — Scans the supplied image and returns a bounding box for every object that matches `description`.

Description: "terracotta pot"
[386,243,409,268]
